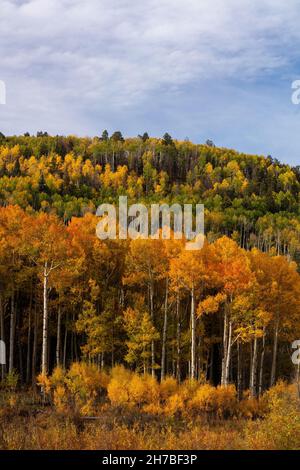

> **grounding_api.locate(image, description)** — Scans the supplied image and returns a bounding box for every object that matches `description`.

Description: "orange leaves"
[213,236,253,296]
[123,236,168,287]
[197,293,226,317]
[169,239,212,294]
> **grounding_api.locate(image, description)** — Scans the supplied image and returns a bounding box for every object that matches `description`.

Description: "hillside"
[0,134,300,450]
[0,133,299,261]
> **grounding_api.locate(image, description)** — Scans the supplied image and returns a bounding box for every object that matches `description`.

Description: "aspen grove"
[0,133,299,399]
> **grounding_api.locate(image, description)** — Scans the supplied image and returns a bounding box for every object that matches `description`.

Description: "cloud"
[0,0,300,163]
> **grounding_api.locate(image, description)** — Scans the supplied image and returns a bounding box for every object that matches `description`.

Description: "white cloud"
[0,0,300,163]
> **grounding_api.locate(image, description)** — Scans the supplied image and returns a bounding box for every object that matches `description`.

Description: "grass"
[0,376,300,450]
[0,404,244,450]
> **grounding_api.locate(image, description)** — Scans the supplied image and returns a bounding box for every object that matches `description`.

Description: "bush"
[48,362,109,415]
[238,391,266,419]
[164,393,185,416]
[188,384,215,413]
[214,385,238,418]
[245,383,300,449]
[263,380,295,412]
[160,377,178,402]
[107,367,160,408]
[107,365,132,406]
[178,379,199,402]
[2,370,19,392]
[188,384,238,418]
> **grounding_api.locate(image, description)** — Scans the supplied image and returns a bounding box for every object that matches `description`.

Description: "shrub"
[37,373,51,395]
[263,380,295,412]
[128,374,149,407]
[142,374,160,404]
[49,362,109,415]
[107,365,132,406]
[164,393,185,416]
[65,362,108,396]
[178,379,199,402]
[142,402,164,415]
[188,384,238,418]
[50,366,66,388]
[53,385,69,414]
[238,391,266,419]
[160,377,178,402]
[188,384,216,414]
[2,370,19,392]
[214,385,238,418]
[245,383,300,449]
[107,367,160,408]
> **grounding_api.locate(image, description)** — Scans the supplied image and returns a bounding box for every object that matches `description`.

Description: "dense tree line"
[0,133,299,262]
[0,207,299,398]
[0,133,299,396]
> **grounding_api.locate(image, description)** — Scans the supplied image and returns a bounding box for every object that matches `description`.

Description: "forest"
[0,131,300,450]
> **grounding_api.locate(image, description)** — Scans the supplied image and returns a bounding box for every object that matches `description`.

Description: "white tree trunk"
[0,294,6,379]
[250,336,258,398]
[41,262,48,376]
[191,286,196,380]
[297,362,300,400]
[161,278,168,382]
[176,293,181,382]
[221,307,228,385]
[150,282,155,377]
[224,320,232,386]
[56,307,61,367]
[258,330,266,396]
[270,316,279,387]
[237,340,242,400]
[9,293,15,374]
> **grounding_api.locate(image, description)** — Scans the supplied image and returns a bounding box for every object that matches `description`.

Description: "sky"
[0,0,300,166]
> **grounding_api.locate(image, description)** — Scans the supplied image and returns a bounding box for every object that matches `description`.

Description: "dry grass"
[0,409,244,450]
[0,375,299,450]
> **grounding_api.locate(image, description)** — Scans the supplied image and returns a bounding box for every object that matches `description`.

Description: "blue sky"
[0,0,300,165]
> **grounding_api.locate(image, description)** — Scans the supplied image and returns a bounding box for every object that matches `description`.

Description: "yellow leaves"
[128,374,160,408]
[219,179,230,191]
[213,236,254,295]
[164,393,184,416]
[278,170,296,191]
[50,366,65,387]
[226,160,240,174]
[205,162,213,175]
[123,301,159,369]
[244,382,300,449]
[2,370,19,392]
[197,293,226,316]
[107,369,239,419]
[43,362,300,430]
[124,236,168,287]
[49,362,109,415]
[188,384,238,418]
[238,396,266,419]
[53,385,69,414]
[107,365,132,406]
[169,240,212,292]
[37,373,51,394]
[241,179,249,192]
[188,383,215,412]
[160,376,178,401]
[101,164,128,190]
